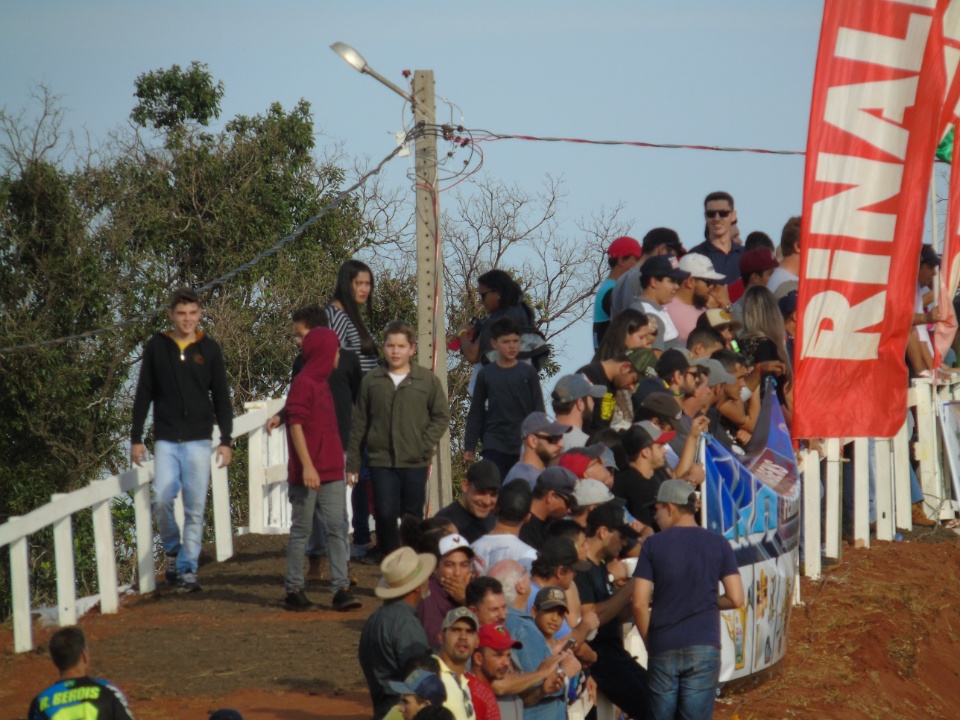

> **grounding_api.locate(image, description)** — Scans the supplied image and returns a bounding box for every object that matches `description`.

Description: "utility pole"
[413,70,452,513]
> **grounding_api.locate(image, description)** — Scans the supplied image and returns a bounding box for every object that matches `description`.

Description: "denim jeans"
[369,466,429,554]
[647,645,720,720]
[351,450,374,546]
[153,440,211,576]
[286,481,350,593]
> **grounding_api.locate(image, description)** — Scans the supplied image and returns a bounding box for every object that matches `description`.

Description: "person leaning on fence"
[130,286,233,594]
[361,547,436,720]
[281,327,360,613]
[632,480,744,720]
[28,626,134,720]
[347,319,451,556]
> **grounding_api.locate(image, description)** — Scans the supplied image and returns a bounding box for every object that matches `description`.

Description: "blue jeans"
[351,450,373,546]
[369,466,429,554]
[153,440,211,576]
[647,645,720,720]
[286,482,350,593]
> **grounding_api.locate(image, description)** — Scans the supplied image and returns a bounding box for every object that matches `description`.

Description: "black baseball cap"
[537,536,590,572]
[466,460,502,491]
[586,502,640,538]
[641,255,690,281]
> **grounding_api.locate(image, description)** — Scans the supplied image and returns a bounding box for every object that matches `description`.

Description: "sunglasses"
[705,209,732,219]
[536,434,564,444]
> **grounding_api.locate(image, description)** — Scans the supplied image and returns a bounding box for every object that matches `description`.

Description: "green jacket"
[347,364,451,471]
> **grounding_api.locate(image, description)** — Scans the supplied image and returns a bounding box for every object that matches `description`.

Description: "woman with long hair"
[740,285,792,414]
[326,259,379,556]
[459,269,535,366]
[593,308,652,361]
[327,259,379,374]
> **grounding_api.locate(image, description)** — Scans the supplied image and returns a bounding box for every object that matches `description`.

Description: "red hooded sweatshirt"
[285,327,345,485]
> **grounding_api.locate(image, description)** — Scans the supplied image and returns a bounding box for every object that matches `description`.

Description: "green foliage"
[131,61,225,132]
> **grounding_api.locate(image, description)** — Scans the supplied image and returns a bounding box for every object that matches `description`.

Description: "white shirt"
[471,533,538,573]
[388,371,409,388]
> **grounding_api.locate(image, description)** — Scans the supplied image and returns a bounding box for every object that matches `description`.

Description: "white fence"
[0,398,289,654]
[4,378,960,656]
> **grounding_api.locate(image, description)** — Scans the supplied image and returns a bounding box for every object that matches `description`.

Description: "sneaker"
[332,588,362,612]
[284,589,314,612]
[177,572,202,594]
[357,548,383,566]
[350,542,374,559]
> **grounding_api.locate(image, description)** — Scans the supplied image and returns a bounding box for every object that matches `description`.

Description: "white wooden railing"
[4,377,960,658]
[800,376,960,579]
[0,398,289,654]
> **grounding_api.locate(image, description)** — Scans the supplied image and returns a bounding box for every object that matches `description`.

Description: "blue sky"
[1,0,825,370]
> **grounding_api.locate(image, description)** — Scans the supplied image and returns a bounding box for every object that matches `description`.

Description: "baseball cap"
[699,308,742,333]
[438,534,475,559]
[521,412,571,438]
[778,290,798,318]
[626,348,657,376]
[641,255,690,281]
[574,478,623,507]
[920,244,941,266]
[442,606,479,631]
[496,480,533,523]
[640,392,684,430]
[607,236,642,259]
[641,227,684,255]
[553,374,606,403]
[537,536,590,571]
[209,711,244,720]
[478,623,523,651]
[653,479,698,507]
[585,502,640,538]
[638,420,676,445]
[679,253,725,281]
[466,460,501,491]
[533,585,569,611]
[691,357,736,387]
[389,669,447,705]
[536,466,579,511]
[739,248,779,278]
[557,444,605,479]
[598,445,618,470]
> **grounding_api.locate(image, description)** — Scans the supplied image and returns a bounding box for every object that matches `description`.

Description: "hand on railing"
[216,445,233,468]
[266,414,282,435]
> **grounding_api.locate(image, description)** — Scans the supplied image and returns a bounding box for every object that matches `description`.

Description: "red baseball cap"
[478,623,523,651]
[607,236,642,259]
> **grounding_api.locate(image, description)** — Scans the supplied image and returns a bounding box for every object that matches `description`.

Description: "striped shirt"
[326,304,379,374]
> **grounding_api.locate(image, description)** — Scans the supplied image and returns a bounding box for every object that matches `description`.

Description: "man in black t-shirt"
[436,460,501,542]
[519,467,577,549]
[574,504,650,720]
[612,424,673,529]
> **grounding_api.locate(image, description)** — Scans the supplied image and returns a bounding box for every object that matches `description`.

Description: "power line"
[0,134,416,356]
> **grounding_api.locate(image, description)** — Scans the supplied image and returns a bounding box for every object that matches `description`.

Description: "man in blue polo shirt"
[687,191,744,286]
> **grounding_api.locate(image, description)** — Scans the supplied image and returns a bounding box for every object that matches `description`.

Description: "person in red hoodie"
[284,327,361,612]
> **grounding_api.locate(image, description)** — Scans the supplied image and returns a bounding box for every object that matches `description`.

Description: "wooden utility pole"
[413,70,452,513]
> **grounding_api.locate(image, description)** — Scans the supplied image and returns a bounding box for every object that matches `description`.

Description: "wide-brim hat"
[375,547,437,599]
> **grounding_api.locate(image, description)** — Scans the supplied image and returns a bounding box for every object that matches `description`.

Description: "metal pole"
[413,70,453,514]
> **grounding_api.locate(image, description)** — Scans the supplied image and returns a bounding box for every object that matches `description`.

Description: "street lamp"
[330,42,451,513]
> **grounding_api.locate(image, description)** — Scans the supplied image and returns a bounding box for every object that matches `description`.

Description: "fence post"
[801,449,821,579]
[92,481,119,615]
[874,438,894,541]
[211,453,234,562]
[246,403,266,534]
[9,518,33,653]
[132,467,156,594]
[915,379,943,520]
[51,494,77,627]
[824,438,842,561]
[893,419,912,530]
[852,438,870,548]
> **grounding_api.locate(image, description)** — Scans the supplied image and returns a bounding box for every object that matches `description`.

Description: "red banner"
[795,0,949,439]
[935,6,960,366]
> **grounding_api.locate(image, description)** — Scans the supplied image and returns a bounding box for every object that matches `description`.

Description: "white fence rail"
[4,377,960,656]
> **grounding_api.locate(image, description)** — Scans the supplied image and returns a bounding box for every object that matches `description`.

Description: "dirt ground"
[3,530,960,720]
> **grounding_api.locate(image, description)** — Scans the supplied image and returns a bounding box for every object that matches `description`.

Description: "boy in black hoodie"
[131,287,233,593]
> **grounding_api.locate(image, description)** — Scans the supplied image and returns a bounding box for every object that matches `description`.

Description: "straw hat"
[375,547,437,599]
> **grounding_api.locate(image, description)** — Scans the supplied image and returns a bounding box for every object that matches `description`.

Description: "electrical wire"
[0,135,417,356]
[468,129,806,157]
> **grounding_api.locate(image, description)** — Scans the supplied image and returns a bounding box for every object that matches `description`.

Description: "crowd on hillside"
[29,190,954,720]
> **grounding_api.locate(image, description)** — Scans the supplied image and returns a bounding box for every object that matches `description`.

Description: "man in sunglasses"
[665,253,726,345]
[503,412,571,489]
[687,191,744,285]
